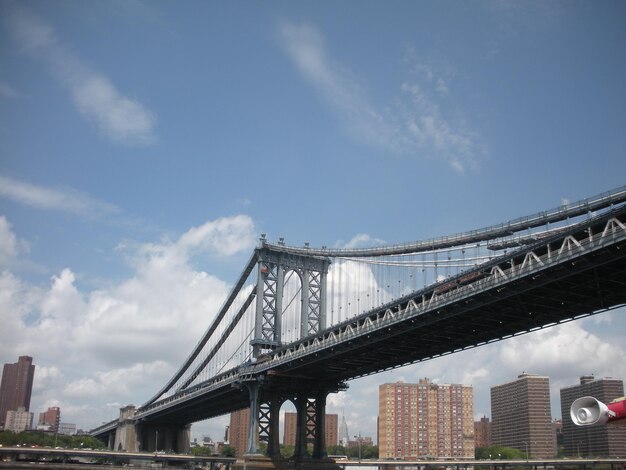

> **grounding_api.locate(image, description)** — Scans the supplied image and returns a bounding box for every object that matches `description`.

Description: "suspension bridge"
[91,186,626,469]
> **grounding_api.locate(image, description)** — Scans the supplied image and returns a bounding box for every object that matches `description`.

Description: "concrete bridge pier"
[114,405,139,452]
[106,431,115,450]
[139,423,191,453]
[111,405,190,454]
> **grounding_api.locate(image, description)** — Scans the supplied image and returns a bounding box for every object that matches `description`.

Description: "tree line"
[0,430,105,450]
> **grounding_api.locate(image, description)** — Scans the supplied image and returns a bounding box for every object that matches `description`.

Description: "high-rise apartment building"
[283,412,338,447]
[378,379,474,460]
[38,406,61,433]
[474,416,492,448]
[560,375,626,457]
[0,356,35,429]
[229,408,251,457]
[491,373,556,458]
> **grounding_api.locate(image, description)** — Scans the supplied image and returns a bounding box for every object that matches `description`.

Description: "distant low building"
[283,412,338,447]
[229,408,251,456]
[59,422,77,435]
[553,419,563,450]
[39,407,61,433]
[474,416,492,448]
[199,435,216,453]
[347,436,373,448]
[5,406,33,432]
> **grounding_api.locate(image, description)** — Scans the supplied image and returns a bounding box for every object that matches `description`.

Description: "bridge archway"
[280,269,303,344]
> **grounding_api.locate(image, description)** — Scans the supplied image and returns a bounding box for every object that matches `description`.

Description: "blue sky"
[1,0,625,444]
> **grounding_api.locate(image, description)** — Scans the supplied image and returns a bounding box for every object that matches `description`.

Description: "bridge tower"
[239,243,341,469]
[251,243,330,357]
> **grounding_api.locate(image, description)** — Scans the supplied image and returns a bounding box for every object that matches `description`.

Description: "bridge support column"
[293,393,309,461]
[114,405,139,452]
[138,423,191,453]
[260,393,282,459]
[244,381,262,456]
[235,379,344,470]
[312,390,328,460]
[292,389,336,464]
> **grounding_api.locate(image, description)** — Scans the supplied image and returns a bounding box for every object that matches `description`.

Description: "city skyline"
[3,348,620,449]
[1,0,625,443]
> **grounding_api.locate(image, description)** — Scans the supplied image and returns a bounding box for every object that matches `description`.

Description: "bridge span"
[91,186,626,469]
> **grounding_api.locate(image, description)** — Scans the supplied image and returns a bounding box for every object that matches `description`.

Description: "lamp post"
[523,441,529,460]
[354,433,362,462]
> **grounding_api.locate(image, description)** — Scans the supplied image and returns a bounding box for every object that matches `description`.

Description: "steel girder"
[252,248,330,356]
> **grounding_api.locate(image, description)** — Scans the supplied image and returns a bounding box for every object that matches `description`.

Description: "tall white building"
[339,414,349,447]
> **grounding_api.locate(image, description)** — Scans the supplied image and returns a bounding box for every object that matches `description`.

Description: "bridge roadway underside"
[294,236,626,382]
[137,224,626,426]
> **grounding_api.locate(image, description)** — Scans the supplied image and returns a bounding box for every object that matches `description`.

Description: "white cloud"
[0,215,29,267]
[0,270,43,351]
[72,74,156,145]
[278,21,400,154]
[5,5,156,146]
[278,20,485,172]
[400,81,481,172]
[339,233,386,250]
[64,361,169,399]
[0,175,121,219]
[177,215,257,257]
[0,214,257,430]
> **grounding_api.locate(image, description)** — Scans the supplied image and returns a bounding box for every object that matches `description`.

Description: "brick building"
[491,373,556,458]
[379,379,474,459]
[0,356,35,429]
[560,375,626,457]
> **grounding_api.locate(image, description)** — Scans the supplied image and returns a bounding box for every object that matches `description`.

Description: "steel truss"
[252,248,330,357]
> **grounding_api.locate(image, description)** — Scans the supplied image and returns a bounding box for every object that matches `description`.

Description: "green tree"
[191,445,212,456]
[476,445,526,460]
[0,431,19,446]
[221,445,236,457]
[362,445,378,459]
[345,444,377,459]
[280,444,295,458]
